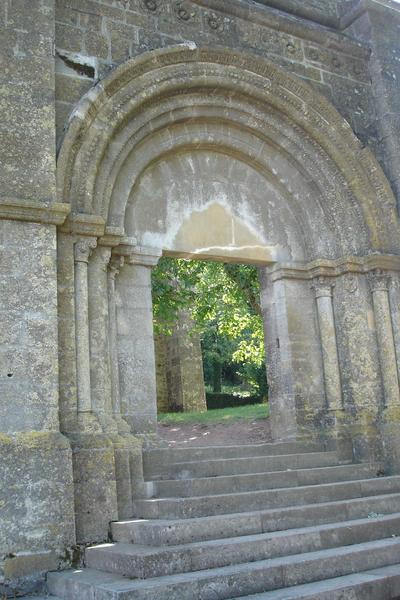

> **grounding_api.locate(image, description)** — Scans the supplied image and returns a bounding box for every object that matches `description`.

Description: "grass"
[158,403,269,426]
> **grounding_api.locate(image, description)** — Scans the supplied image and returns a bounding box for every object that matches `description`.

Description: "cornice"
[60,212,106,237]
[269,254,400,281]
[192,0,370,57]
[113,243,162,267]
[0,198,70,225]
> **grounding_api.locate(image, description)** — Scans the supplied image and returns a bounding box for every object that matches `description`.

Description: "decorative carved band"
[61,212,106,237]
[270,255,400,282]
[0,199,70,225]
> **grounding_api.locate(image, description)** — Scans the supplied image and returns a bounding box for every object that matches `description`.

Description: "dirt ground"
[157,417,272,447]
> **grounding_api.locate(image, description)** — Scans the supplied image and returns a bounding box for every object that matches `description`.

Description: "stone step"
[132,475,400,519]
[86,513,400,578]
[150,463,378,498]
[144,451,341,480]
[143,441,325,469]
[235,564,400,599]
[113,491,400,546]
[18,597,62,600]
[47,538,400,599]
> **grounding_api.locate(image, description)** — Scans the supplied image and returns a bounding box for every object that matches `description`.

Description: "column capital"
[109,255,125,281]
[74,237,97,263]
[368,269,391,292]
[93,246,112,272]
[125,246,162,268]
[311,276,335,298]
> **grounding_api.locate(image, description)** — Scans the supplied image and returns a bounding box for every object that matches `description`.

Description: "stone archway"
[57,45,400,543]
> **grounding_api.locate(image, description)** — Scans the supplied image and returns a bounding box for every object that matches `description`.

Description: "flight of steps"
[45,441,400,599]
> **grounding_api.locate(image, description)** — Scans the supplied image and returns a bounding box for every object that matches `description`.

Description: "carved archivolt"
[57,45,400,260]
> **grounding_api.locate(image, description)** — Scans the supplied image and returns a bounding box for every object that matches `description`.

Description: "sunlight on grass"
[158,403,269,426]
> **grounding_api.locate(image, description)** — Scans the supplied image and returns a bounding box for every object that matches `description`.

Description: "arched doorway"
[57,45,400,543]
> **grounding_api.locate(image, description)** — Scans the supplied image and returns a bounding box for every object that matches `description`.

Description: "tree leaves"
[151,258,266,394]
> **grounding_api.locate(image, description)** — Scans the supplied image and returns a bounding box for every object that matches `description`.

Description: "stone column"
[368,270,400,408]
[74,237,97,415]
[312,277,343,412]
[115,246,161,437]
[88,245,114,427]
[71,237,118,542]
[259,268,326,442]
[109,251,147,499]
[369,270,400,472]
[88,245,144,517]
[108,255,126,427]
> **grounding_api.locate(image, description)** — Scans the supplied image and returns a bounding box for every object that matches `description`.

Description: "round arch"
[57,44,400,262]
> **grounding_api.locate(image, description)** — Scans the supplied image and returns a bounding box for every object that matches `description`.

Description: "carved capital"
[368,269,391,293]
[311,276,335,299]
[95,246,112,272]
[109,255,124,280]
[74,237,97,263]
[125,245,162,268]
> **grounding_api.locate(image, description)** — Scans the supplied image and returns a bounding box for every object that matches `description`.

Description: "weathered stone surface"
[156,311,207,413]
[3,0,400,596]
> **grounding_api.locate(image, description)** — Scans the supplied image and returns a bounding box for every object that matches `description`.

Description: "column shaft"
[74,237,97,414]
[313,280,343,411]
[108,256,124,417]
[115,247,161,435]
[369,271,400,407]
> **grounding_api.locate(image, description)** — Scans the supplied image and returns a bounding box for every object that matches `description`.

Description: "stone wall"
[54,0,378,156]
[2,0,400,595]
[155,312,207,413]
[0,0,76,595]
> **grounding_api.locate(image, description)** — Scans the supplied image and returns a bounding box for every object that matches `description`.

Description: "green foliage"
[157,403,269,426]
[152,258,267,395]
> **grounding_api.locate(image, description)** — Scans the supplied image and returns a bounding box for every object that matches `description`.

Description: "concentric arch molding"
[57,44,400,257]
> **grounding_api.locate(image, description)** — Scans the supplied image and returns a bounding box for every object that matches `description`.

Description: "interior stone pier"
[115,245,162,437]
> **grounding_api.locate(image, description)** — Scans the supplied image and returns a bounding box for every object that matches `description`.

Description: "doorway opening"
[151,256,270,446]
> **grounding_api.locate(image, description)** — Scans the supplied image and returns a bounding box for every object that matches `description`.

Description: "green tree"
[151,258,267,396]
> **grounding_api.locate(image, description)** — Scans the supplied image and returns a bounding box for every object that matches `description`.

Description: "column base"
[380,406,400,473]
[347,410,383,464]
[322,409,353,460]
[136,431,169,450]
[0,432,75,596]
[68,432,118,544]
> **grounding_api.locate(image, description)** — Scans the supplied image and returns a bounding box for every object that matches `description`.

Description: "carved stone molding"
[126,246,162,268]
[74,237,97,263]
[343,273,359,294]
[140,0,162,12]
[311,276,335,298]
[109,255,124,280]
[270,255,400,283]
[61,212,106,237]
[174,1,196,21]
[112,236,138,258]
[368,269,391,293]
[0,199,70,225]
[95,246,112,272]
[98,226,125,248]
[207,13,224,31]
